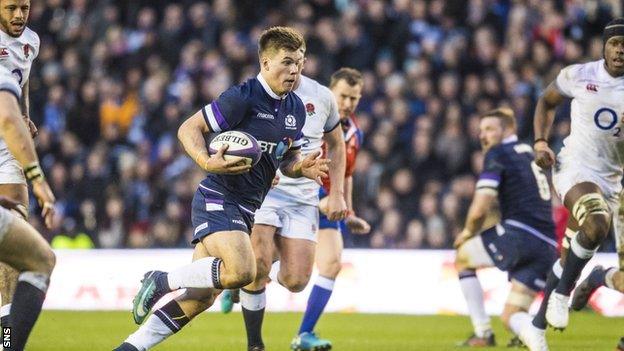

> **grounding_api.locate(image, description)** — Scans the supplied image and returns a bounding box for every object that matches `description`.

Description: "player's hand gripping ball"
[209,131,262,166]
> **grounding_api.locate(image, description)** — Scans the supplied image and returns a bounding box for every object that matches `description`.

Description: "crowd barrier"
[43,249,622,316]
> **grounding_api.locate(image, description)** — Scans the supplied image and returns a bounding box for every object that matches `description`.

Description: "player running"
[453,108,557,350]
[116,27,328,351]
[290,68,370,351]
[0,0,51,330]
[233,64,349,350]
[525,18,624,349]
[0,62,56,351]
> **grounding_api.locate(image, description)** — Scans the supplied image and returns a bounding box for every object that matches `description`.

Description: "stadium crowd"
[23,0,621,250]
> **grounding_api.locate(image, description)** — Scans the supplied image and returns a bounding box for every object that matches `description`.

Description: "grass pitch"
[28,311,621,350]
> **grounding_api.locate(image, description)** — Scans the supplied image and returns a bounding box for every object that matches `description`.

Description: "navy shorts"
[481,224,557,292]
[191,181,256,244]
[318,187,343,231]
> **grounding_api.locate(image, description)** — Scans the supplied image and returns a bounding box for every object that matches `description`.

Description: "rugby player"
[116,26,328,351]
[454,108,557,350]
[527,17,624,350]
[0,0,49,330]
[290,68,370,351]
[0,61,56,351]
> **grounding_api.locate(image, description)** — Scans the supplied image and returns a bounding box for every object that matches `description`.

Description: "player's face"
[479,117,504,152]
[605,36,624,76]
[331,80,362,119]
[0,0,29,37]
[262,48,304,96]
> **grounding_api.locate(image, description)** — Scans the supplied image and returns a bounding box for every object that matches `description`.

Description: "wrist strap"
[24,162,44,182]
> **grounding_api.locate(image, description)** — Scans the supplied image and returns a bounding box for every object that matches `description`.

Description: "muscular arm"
[534,82,566,141]
[0,92,39,167]
[463,191,496,236]
[344,175,353,212]
[20,79,29,117]
[178,111,212,168]
[323,126,346,198]
[279,148,303,178]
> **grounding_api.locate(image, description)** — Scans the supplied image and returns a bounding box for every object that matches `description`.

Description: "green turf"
[26,310,621,350]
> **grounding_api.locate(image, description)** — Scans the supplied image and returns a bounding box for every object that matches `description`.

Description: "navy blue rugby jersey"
[200,73,305,208]
[476,136,556,244]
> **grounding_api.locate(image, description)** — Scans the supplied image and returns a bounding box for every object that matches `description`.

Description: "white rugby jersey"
[556,59,624,182]
[0,27,39,88]
[0,27,39,179]
[269,75,341,206]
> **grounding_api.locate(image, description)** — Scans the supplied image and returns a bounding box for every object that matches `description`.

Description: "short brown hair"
[330,67,363,88]
[258,26,305,57]
[481,107,516,130]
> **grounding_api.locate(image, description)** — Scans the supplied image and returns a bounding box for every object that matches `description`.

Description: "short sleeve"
[290,131,304,150]
[201,83,250,133]
[32,32,40,59]
[323,88,341,133]
[476,149,504,194]
[554,64,580,98]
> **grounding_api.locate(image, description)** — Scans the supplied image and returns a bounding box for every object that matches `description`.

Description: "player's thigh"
[0,211,54,274]
[455,229,495,271]
[199,230,255,273]
[0,183,28,208]
[250,223,278,278]
[501,279,537,325]
[316,228,343,277]
[276,235,316,288]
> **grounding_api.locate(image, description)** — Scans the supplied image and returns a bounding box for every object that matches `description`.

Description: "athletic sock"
[241,288,266,348]
[125,300,190,350]
[533,259,562,329]
[9,272,49,351]
[166,257,223,290]
[458,270,491,337]
[556,232,596,295]
[1,303,10,330]
[509,311,532,336]
[299,276,334,334]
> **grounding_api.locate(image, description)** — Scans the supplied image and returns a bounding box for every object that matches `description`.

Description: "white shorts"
[553,151,621,212]
[0,206,14,244]
[255,193,319,242]
[0,145,25,185]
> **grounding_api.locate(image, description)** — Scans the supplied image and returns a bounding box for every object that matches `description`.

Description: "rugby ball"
[209,130,262,166]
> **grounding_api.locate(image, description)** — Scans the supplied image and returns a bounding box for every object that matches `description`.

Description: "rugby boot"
[291,331,332,350]
[571,265,605,311]
[132,271,168,324]
[518,323,548,351]
[545,292,569,330]
[457,330,495,347]
[220,289,240,314]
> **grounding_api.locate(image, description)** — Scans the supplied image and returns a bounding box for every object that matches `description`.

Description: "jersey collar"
[257,73,287,100]
[502,134,518,144]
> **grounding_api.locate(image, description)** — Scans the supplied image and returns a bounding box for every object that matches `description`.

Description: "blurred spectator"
[26,0,620,251]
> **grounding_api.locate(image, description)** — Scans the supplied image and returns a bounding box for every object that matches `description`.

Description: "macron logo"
[256,112,275,120]
[586,83,598,92]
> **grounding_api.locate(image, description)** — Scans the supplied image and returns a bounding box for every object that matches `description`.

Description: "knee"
[582,213,611,243]
[254,257,272,281]
[40,248,55,275]
[280,272,310,292]
[221,261,256,289]
[319,258,342,279]
[455,248,468,272]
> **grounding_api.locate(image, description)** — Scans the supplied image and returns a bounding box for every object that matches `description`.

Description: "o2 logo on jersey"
[11,69,22,85]
[594,107,621,137]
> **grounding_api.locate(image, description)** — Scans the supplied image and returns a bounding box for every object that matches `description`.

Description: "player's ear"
[261,55,271,72]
